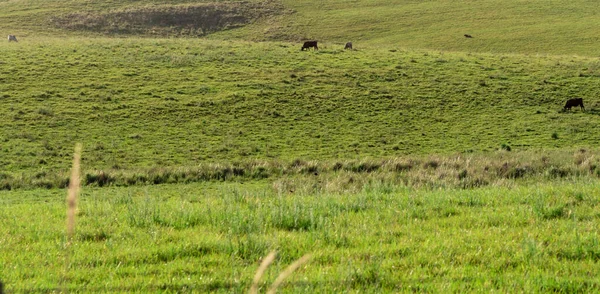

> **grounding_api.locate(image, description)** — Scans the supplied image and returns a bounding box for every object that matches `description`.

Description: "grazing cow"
[464,34,473,38]
[344,42,353,50]
[564,98,585,111]
[7,35,17,42]
[301,41,318,51]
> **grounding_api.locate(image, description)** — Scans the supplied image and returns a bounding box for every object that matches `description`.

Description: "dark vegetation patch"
[51,1,287,36]
[79,231,110,242]
[3,151,599,191]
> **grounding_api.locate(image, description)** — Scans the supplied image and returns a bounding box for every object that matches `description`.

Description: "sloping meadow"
[2,38,600,189]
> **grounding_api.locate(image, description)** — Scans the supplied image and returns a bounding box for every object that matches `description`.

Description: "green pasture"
[1,38,600,187]
[2,0,600,292]
[1,0,600,184]
[1,181,599,292]
[2,0,600,55]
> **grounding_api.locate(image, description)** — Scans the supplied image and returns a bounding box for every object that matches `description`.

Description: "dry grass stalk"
[249,251,277,294]
[266,254,312,294]
[63,143,82,292]
[66,143,82,243]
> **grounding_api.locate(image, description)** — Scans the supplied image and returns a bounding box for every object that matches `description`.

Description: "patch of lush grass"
[2,38,600,183]
[1,181,599,292]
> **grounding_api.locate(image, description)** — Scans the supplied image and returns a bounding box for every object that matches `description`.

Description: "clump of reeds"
[249,251,311,294]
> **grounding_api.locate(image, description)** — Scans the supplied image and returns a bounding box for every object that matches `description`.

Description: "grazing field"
[1,38,600,189]
[2,0,600,292]
[3,0,600,55]
[1,181,600,292]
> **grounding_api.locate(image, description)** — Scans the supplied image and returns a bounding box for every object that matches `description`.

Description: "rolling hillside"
[2,0,600,55]
[2,2,600,293]
[1,0,600,187]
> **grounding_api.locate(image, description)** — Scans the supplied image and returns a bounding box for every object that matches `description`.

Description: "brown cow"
[564,98,585,111]
[464,34,473,38]
[301,41,318,51]
[344,42,353,50]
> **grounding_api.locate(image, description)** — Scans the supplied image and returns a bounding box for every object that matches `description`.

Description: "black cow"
[344,42,353,50]
[464,34,473,38]
[301,41,318,51]
[564,98,585,111]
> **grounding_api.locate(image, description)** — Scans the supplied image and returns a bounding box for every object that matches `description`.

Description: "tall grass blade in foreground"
[63,143,82,291]
[249,251,277,294]
[266,254,312,294]
[66,143,82,243]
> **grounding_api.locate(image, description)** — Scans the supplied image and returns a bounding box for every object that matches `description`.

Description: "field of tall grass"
[2,0,600,292]
[1,178,599,292]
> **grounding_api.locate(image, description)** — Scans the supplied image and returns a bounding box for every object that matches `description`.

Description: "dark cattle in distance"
[464,34,473,38]
[344,42,353,50]
[8,34,17,42]
[301,41,318,51]
[564,98,585,111]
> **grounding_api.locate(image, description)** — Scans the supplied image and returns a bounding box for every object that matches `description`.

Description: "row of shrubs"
[1,150,599,191]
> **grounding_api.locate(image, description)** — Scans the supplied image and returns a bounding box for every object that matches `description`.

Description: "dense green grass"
[2,1,600,292]
[2,1,600,183]
[1,181,599,292]
[2,38,600,186]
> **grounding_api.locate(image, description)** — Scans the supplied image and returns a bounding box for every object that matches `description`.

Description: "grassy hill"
[2,1,600,293]
[1,1,600,190]
[2,0,600,55]
[235,0,600,56]
[1,38,600,189]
